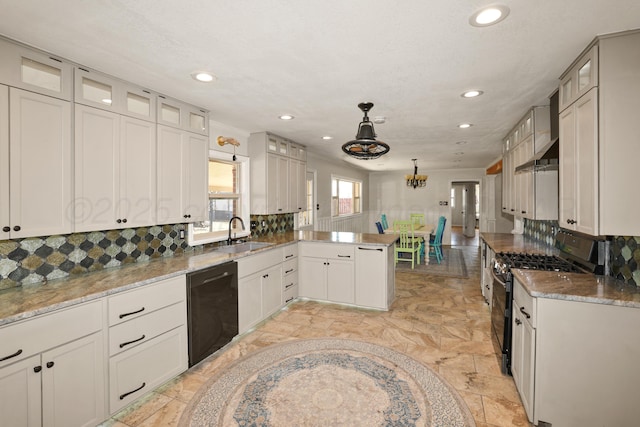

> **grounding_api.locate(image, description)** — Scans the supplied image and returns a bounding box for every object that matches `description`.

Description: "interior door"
[463,184,476,237]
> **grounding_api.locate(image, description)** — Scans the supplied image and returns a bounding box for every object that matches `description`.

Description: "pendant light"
[342,102,390,160]
[406,159,428,188]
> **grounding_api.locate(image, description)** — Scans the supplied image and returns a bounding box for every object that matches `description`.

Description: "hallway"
[451,225,480,247]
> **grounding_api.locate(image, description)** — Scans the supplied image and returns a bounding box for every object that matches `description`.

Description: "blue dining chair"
[381,214,389,230]
[429,216,446,264]
[375,221,384,234]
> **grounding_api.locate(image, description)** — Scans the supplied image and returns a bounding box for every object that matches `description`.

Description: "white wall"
[208,120,251,157]
[306,151,370,227]
[368,168,486,244]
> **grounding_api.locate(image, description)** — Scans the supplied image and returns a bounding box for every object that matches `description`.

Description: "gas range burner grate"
[496,252,585,273]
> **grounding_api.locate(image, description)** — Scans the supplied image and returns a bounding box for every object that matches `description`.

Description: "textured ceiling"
[1,0,639,172]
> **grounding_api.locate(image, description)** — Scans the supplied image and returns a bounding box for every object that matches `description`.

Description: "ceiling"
[2,1,639,172]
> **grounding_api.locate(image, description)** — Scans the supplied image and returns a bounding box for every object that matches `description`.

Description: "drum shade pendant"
[342,102,390,160]
[406,159,428,188]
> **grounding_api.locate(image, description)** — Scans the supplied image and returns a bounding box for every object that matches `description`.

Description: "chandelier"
[342,102,390,160]
[406,159,428,188]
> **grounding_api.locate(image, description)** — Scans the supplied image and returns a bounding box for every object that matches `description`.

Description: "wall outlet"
[179,229,185,239]
[250,221,258,230]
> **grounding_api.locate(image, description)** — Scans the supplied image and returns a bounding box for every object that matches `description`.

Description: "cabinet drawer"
[283,258,297,276]
[108,275,186,326]
[284,284,298,304]
[299,242,355,260]
[108,301,186,356]
[514,280,536,327]
[109,325,187,413]
[0,300,103,367]
[237,248,282,278]
[282,244,298,261]
[283,270,298,291]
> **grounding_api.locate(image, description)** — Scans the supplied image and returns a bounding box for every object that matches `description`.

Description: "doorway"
[297,170,316,230]
[451,181,480,241]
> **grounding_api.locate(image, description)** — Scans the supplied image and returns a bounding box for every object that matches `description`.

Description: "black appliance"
[490,229,606,375]
[186,261,238,367]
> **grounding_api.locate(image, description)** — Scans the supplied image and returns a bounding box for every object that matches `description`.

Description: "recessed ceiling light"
[458,123,473,129]
[322,136,333,140]
[461,90,484,98]
[279,114,294,120]
[469,5,510,27]
[191,71,216,83]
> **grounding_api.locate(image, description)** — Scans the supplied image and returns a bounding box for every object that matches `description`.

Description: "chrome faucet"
[227,216,245,245]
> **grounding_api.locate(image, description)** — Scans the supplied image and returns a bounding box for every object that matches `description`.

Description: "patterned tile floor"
[100,242,530,427]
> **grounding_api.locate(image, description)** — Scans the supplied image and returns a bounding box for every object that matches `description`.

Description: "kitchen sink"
[215,241,275,253]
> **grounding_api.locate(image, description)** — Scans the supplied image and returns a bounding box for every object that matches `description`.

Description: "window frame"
[331,175,362,218]
[187,152,251,246]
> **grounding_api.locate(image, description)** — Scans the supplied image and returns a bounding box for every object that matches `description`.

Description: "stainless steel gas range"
[490,230,607,375]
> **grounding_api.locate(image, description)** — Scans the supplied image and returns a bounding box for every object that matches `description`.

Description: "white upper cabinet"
[3,87,72,239]
[559,45,598,111]
[0,37,73,100]
[249,132,307,215]
[75,67,157,122]
[157,125,208,224]
[157,96,209,135]
[558,29,640,235]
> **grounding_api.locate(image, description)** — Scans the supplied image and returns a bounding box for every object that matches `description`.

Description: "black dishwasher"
[186,261,238,367]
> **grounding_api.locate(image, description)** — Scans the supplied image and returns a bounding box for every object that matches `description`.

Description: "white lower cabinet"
[106,275,188,414]
[511,282,535,421]
[237,248,284,334]
[299,243,355,304]
[108,327,187,413]
[512,277,640,426]
[282,249,299,305]
[354,245,394,310]
[0,300,105,427]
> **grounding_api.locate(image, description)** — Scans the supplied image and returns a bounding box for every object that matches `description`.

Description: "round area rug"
[179,338,476,427]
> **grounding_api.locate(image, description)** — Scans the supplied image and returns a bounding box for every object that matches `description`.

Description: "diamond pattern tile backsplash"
[524,219,639,287]
[250,213,295,237]
[523,219,559,247]
[610,236,640,287]
[0,224,199,290]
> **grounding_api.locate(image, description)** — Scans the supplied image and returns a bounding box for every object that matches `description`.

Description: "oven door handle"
[490,266,506,286]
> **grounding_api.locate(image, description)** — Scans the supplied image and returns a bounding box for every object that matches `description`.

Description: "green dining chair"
[394,221,422,268]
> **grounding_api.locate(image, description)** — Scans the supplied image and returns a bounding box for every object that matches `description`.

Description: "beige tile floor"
[100,244,530,427]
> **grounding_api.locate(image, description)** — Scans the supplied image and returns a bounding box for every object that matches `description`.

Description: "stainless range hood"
[515,137,559,173]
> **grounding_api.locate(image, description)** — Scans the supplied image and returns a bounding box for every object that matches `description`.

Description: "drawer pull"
[119,307,145,319]
[120,382,146,400]
[285,282,295,289]
[285,297,294,303]
[519,307,531,319]
[285,254,294,259]
[357,247,383,252]
[0,349,22,362]
[119,334,146,349]
[285,268,294,274]
[262,274,269,279]
[337,255,351,258]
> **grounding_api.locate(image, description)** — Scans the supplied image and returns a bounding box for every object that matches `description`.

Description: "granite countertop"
[480,232,557,255]
[0,230,397,326]
[481,232,640,309]
[512,269,640,309]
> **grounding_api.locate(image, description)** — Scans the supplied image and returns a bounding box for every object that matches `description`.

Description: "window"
[450,188,455,208]
[331,177,361,217]
[187,154,250,245]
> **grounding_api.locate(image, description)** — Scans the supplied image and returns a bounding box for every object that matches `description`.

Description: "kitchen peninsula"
[0,230,396,426]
